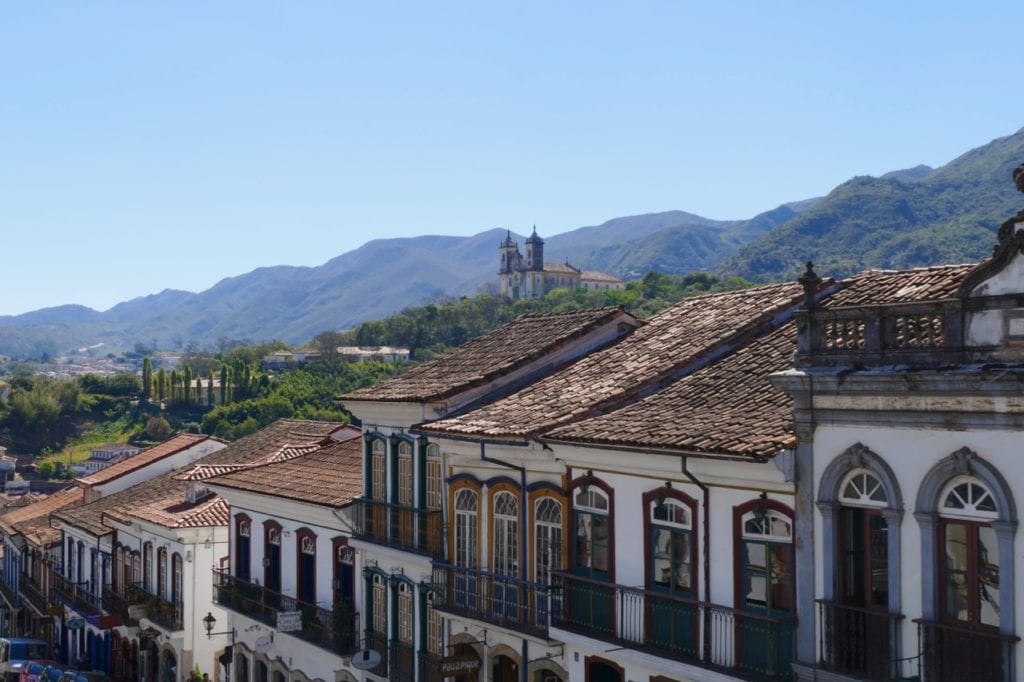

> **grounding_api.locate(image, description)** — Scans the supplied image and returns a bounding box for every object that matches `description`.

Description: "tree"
[142,357,153,402]
[170,370,179,403]
[157,368,167,403]
[219,364,228,405]
[207,374,215,406]
[145,416,173,440]
[183,366,193,404]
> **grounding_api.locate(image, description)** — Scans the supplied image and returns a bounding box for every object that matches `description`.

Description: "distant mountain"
[717,129,1024,282]
[2,127,1022,358]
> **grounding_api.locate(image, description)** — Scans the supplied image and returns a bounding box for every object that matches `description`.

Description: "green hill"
[717,129,1024,281]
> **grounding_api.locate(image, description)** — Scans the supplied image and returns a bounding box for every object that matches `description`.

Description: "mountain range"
[2,128,1023,359]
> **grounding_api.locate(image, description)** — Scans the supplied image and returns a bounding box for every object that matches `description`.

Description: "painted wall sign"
[276,610,302,632]
[439,654,482,675]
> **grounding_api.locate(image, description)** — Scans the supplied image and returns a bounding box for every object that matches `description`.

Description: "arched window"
[938,476,1000,627]
[235,515,251,582]
[296,529,316,605]
[573,485,611,579]
[370,439,386,501]
[492,491,519,577]
[425,444,442,511]
[454,489,478,569]
[157,548,167,599]
[535,497,563,586]
[837,469,890,611]
[649,497,694,595]
[738,504,794,615]
[143,542,153,593]
[264,522,282,594]
[171,553,183,605]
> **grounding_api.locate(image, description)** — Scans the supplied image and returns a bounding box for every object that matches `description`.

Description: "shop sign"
[276,610,302,632]
[439,654,481,675]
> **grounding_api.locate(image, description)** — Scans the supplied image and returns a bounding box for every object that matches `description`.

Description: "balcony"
[351,498,444,559]
[364,631,389,678]
[102,583,144,624]
[19,573,50,615]
[388,640,415,682]
[0,576,19,608]
[430,563,554,639]
[52,572,101,617]
[794,299,968,367]
[554,573,795,681]
[213,569,358,656]
[417,652,444,682]
[129,584,183,632]
[915,618,1019,682]
[817,600,904,680]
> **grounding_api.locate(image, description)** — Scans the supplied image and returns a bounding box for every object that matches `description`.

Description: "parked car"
[58,671,109,682]
[0,640,51,681]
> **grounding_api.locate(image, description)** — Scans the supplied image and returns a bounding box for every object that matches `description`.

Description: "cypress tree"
[220,364,228,404]
[207,374,215,406]
[157,368,166,403]
[142,357,153,402]
[183,366,193,404]
[170,370,179,403]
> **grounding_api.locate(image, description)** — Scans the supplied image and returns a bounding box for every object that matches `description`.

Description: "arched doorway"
[160,648,177,682]
[492,654,518,682]
[584,656,623,682]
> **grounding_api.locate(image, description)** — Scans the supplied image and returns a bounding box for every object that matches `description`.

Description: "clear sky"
[2,2,1023,315]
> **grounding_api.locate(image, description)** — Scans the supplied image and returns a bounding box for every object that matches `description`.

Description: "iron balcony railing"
[102,582,144,624]
[19,573,50,614]
[0,575,20,608]
[794,299,971,367]
[351,498,444,559]
[52,572,101,616]
[388,640,415,682]
[431,563,556,639]
[554,573,796,681]
[213,569,359,656]
[915,618,1019,682]
[817,600,904,680]
[364,631,389,678]
[130,583,184,632]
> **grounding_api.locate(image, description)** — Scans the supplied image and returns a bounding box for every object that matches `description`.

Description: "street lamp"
[203,612,236,681]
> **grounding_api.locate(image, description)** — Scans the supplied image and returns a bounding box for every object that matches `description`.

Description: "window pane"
[869,514,889,608]
[652,528,672,588]
[945,570,969,621]
[978,525,1000,628]
[770,546,793,612]
[945,523,968,572]
[592,516,609,572]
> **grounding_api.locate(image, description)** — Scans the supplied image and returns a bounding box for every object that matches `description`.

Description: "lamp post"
[202,612,235,680]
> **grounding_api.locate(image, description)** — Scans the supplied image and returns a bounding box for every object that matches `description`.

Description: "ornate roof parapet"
[797,261,823,310]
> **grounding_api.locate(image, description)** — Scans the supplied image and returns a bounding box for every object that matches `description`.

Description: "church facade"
[497,228,624,299]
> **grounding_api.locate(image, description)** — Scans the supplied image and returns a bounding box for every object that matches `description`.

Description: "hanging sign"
[276,610,302,632]
[439,654,482,675]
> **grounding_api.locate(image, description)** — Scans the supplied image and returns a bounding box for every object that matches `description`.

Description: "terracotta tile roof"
[581,271,624,283]
[544,321,799,458]
[76,433,214,486]
[420,282,807,439]
[171,419,345,481]
[543,262,580,274]
[54,419,346,535]
[825,263,974,307]
[207,438,362,508]
[340,307,639,403]
[0,487,84,547]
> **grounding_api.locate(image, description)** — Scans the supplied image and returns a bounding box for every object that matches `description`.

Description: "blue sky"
[2,2,1023,315]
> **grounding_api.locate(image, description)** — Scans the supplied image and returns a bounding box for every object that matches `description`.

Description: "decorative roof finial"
[1014,164,1024,194]
[798,261,823,309]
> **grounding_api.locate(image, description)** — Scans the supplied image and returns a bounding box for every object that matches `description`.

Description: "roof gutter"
[410,429,531,448]
[538,437,776,463]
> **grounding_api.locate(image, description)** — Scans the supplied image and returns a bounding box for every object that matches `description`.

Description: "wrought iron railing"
[0,575,20,608]
[52,572,101,616]
[19,573,50,614]
[817,600,904,680]
[915,618,1019,682]
[431,563,555,639]
[794,299,967,366]
[388,640,416,682]
[351,499,444,559]
[102,582,145,624]
[212,569,358,655]
[364,630,389,677]
[130,583,184,631]
[553,573,795,680]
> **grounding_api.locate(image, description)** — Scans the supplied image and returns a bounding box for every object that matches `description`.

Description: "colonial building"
[205,425,365,682]
[773,170,1024,682]
[497,229,624,300]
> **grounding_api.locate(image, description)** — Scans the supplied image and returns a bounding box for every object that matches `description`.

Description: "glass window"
[650,499,693,594]
[839,470,888,507]
[425,453,442,511]
[573,488,610,577]
[454,489,478,569]
[372,575,387,634]
[398,584,414,644]
[740,509,794,614]
[535,497,563,585]
[371,449,386,501]
[157,548,167,599]
[493,491,519,577]
[398,451,413,506]
[172,553,183,605]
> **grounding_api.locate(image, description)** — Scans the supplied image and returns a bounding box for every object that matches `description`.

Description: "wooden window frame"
[263,520,282,592]
[642,487,698,596]
[235,514,252,582]
[296,527,317,605]
[732,498,795,616]
[569,474,615,582]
